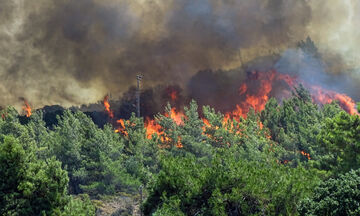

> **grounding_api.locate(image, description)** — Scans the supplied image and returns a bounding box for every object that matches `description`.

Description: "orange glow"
[300,151,311,160]
[143,117,184,148]
[276,72,297,87]
[103,95,114,118]
[310,85,358,115]
[225,70,358,119]
[176,138,183,148]
[202,118,211,127]
[238,83,247,95]
[144,118,163,139]
[113,69,358,153]
[201,118,212,136]
[115,119,128,136]
[259,121,264,129]
[226,70,277,120]
[169,90,178,101]
[112,107,186,149]
[166,107,185,125]
[144,107,185,143]
[22,100,32,117]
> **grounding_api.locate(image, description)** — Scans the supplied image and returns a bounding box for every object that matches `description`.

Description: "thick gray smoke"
[0,0,358,110]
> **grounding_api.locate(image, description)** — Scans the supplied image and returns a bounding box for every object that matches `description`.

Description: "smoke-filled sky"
[0,0,359,109]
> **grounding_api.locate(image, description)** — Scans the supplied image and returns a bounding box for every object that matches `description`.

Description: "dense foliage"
[0,87,359,215]
[299,169,360,215]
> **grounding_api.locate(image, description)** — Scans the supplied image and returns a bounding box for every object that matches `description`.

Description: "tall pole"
[136,75,143,117]
[136,75,143,216]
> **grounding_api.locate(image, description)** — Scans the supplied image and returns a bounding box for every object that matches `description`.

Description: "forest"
[0,86,359,216]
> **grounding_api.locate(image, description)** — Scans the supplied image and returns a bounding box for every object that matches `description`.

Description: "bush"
[299,169,360,216]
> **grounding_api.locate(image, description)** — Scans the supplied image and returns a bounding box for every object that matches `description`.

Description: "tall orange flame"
[22,100,32,117]
[103,95,114,118]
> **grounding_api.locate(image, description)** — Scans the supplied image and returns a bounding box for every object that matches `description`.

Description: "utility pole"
[136,75,143,117]
[136,75,143,216]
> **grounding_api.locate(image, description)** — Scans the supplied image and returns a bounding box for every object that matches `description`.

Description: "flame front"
[228,70,295,120]
[310,86,358,115]
[114,69,358,151]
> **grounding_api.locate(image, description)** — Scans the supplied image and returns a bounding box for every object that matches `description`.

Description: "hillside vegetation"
[0,87,359,215]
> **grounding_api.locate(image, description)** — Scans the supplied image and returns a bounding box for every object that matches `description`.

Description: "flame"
[22,100,32,117]
[144,118,163,139]
[145,107,185,137]
[310,86,358,115]
[228,70,279,120]
[225,70,358,119]
[103,95,114,118]
[114,107,185,148]
[115,119,128,136]
[259,121,264,129]
[144,107,185,148]
[166,107,185,125]
[176,138,183,148]
[113,69,358,153]
[169,90,178,101]
[202,118,211,127]
[238,83,247,95]
[300,151,311,160]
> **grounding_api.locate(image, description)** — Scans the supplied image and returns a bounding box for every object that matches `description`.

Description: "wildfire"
[115,119,128,136]
[103,95,114,118]
[144,107,185,145]
[310,86,358,115]
[113,69,358,152]
[228,70,282,120]
[144,107,185,139]
[225,70,358,119]
[114,106,186,148]
[167,107,185,125]
[22,100,32,117]
[202,118,211,128]
[144,118,161,139]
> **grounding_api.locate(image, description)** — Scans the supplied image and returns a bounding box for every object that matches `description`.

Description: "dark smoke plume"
[0,0,359,110]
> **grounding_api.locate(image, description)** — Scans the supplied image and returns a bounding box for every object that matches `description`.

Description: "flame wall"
[0,0,359,109]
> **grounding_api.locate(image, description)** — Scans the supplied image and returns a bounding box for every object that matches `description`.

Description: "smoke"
[307,0,360,68]
[0,0,358,109]
[275,43,360,100]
